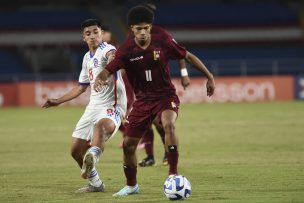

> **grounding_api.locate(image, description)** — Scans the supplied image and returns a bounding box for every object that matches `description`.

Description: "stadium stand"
[0,1,303,81]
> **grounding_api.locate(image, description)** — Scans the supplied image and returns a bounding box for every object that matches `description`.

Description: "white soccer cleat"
[75,182,105,193]
[81,152,95,179]
[112,184,139,197]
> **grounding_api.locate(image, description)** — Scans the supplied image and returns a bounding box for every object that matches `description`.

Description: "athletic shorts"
[124,95,180,138]
[72,106,122,142]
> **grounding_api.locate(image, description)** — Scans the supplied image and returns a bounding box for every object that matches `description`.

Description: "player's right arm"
[94,47,125,92]
[42,84,88,108]
[43,54,90,108]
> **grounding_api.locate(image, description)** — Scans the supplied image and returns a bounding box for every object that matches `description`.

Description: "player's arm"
[178,59,190,90]
[42,84,88,108]
[94,69,111,92]
[185,51,215,96]
[106,49,116,63]
[95,48,125,92]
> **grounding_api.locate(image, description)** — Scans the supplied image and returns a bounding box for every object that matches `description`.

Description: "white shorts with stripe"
[72,106,122,142]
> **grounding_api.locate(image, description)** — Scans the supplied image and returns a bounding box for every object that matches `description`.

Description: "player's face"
[103,31,112,43]
[131,23,151,43]
[82,25,103,48]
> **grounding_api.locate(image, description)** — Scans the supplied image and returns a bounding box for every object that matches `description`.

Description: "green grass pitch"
[0,102,303,203]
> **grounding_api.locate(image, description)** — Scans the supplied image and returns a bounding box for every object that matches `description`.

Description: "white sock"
[88,167,103,187]
[88,146,102,163]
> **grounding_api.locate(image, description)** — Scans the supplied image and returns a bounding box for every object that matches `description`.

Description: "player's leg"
[70,137,90,168]
[79,108,122,193]
[71,109,105,193]
[81,115,118,179]
[113,101,152,197]
[138,127,155,167]
[113,135,141,197]
[153,118,168,165]
[161,109,179,175]
[79,117,116,192]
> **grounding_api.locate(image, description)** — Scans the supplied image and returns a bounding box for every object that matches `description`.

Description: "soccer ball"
[164,175,191,200]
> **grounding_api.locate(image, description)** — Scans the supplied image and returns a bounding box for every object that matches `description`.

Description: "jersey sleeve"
[105,47,125,73]
[78,55,90,86]
[101,43,116,60]
[167,37,187,60]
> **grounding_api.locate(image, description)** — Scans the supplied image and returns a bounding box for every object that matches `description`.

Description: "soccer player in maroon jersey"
[127,3,190,167]
[94,6,215,196]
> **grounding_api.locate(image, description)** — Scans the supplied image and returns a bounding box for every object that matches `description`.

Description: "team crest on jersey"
[153,51,160,60]
[93,58,98,68]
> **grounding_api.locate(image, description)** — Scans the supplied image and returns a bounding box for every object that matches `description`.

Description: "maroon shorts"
[124,95,180,138]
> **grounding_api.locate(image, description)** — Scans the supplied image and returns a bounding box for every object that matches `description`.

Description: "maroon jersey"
[106,31,186,101]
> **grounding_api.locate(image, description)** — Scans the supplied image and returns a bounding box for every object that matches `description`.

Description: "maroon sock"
[124,165,137,186]
[167,151,179,175]
[144,128,154,156]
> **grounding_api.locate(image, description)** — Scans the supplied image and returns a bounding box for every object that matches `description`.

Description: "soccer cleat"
[81,152,95,179]
[163,153,168,165]
[112,184,139,197]
[138,157,155,167]
[75,183,105,193]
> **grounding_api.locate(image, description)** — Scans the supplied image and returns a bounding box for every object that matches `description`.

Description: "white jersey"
[79,42,127,116]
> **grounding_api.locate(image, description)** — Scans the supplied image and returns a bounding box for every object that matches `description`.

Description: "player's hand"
[206,77,215,97]
[181,76,190,90]
[42,98,60,108]
[94,77,108,92]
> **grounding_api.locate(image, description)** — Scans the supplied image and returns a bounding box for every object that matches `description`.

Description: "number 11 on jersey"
[145,70,152,81]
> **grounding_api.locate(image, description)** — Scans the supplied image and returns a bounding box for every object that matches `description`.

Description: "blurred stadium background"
[0,0,303,105]
[1,1,304,202]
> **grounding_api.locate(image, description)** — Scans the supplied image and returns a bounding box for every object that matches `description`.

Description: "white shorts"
[72,106,122,142]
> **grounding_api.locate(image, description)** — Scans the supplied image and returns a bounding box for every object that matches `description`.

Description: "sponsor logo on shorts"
[106,108,121,123]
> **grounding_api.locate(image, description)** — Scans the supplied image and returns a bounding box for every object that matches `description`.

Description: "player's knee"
[122,139,138,154]
[95,119,115,139]
[163,122,175,134]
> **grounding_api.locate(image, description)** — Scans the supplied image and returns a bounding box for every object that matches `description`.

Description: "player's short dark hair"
[127,6,154,26]
[140,3,157,12]
[81,19,102,31]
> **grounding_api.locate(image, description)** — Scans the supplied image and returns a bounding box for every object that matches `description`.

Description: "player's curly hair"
[81,19,102,31]
[127,6,154,26]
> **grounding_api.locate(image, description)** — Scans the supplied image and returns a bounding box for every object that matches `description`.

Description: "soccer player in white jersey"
[42,19,127,193]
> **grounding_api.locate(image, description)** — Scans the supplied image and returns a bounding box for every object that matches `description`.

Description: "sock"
[88,167,102,187]
[88,146,102,162]
[167,145,179,175]
[143,128,154,157]
[123,165,137,186]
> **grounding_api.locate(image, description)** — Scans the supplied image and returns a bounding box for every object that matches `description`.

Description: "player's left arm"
[178,59,190,90]
[185,51,215,96]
